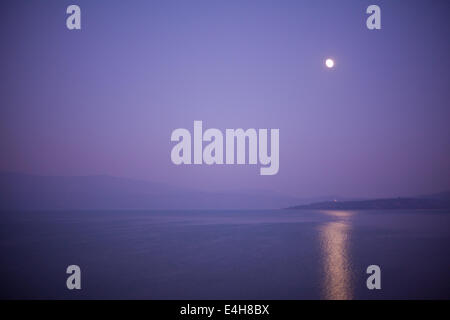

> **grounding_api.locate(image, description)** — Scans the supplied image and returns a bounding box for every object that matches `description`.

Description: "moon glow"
[325,58,335,68]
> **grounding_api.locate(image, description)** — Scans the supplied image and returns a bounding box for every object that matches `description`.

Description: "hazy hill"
[287,195,450,210]
[0,172,302,210]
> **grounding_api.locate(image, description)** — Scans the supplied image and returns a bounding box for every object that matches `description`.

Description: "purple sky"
[1,0,449,198]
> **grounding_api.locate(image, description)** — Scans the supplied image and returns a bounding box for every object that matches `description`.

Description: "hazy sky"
[1,0,449,198]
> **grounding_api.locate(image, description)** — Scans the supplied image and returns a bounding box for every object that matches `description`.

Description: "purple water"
[1,209,449,299]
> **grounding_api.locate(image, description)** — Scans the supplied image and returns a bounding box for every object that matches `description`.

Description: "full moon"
[325,58,335,68]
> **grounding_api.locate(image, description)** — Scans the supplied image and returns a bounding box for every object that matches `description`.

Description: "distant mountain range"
[2,172,448,211]
[287,192,450,210]
[0,172,305,210]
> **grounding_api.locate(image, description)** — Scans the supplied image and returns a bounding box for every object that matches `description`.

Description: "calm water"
[0,209,449,299]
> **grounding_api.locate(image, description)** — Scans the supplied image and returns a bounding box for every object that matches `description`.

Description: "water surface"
[0,209,449,299]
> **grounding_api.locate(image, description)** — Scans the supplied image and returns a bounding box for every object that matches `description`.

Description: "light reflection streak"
[319,210,354,300]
